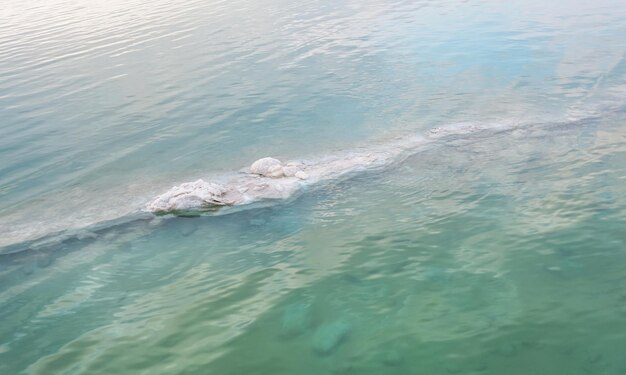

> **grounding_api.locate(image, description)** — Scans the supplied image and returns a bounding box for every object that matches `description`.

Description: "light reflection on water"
[0,0,625,373]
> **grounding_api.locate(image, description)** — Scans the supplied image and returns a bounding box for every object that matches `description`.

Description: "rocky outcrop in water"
[145,122,523,215]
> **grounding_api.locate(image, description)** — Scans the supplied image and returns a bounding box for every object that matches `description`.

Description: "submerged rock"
[20,260,37,276]
[176,219,199,236]
[280,302,312,338]
[35,252,54,268]
[312,320,351,355]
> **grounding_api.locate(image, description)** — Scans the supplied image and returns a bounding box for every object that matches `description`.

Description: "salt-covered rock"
[269,165,285,178]
[250,157,285,177]
[295,171,308,180]
[146,179,231,213]
[147,120,522,215]
[249,157,307,179]
[282,165,299,177]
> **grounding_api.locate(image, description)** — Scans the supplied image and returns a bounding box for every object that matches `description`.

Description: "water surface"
[1,0,625,373]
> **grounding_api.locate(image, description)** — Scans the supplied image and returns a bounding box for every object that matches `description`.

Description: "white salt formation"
[145,149,408,214]
[249,157,309,179]
[145,180,231,212]
[146,122,518,214]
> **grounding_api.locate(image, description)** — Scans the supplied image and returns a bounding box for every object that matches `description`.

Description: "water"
[1,0,625,373]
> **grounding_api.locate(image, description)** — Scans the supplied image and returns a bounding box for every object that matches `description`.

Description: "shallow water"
[1,0,625,374]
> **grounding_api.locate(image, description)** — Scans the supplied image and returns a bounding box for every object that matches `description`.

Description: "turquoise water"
[1,0,625,373]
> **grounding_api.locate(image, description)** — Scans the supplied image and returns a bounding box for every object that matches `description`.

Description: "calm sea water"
[1,0,625,373]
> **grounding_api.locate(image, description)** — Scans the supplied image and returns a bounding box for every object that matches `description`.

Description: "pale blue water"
[1,0,625,373]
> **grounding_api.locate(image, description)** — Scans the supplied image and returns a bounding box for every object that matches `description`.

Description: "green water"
[2,116,625,374]
[1,0,626,373]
